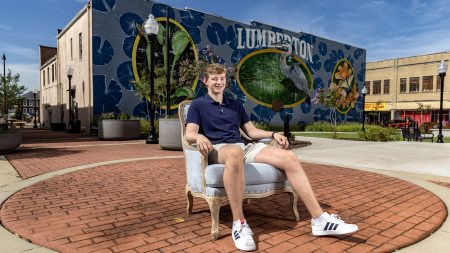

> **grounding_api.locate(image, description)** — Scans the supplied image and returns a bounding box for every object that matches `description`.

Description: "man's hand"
[196,134,213,156]
[273,132,289,149]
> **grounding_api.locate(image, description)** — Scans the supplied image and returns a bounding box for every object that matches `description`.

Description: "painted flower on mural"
[319,42,327,56]
[92,0,115,13]
[180,8,205,44]
[250,105,275,124]
[207,22,227,45]
[334,61,353,88]
[301,97,312,114]
[357,61,366,82]
[324,49,344,72]
[93,36,114,66]
[152,4,176,19]
[120,13,143,36]
[279,107,294,122]
[354,48,363,60]
[122,35,136,58]
[226,24,245,50]
[117,61,134,90]
[93,75,122,115]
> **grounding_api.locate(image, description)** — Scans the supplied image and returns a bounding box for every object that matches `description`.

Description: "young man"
[185,63,358,251]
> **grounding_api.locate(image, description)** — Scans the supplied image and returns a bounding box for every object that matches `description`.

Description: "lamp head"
[438,60,448,75]
[33,89,37,94]
[361,85,367,95]
[67,65,74,78]
[144,14,159,35]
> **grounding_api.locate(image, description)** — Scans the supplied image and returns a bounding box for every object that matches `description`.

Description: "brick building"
[365,52,449,126]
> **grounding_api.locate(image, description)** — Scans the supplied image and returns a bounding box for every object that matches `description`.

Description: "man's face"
[203,73,226,95]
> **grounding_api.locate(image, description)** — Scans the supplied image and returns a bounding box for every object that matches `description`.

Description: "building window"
[70,38,73,59]
[373,80,381,94]
[47,67,50,84]
[79,32,82,60]
[422,76,433,92]
[52,64,55,82]
[23,108,27,113]
[23,100,27,106]
[383,79,390,94]
[365,81,371,95]
[437,75,441,92]
[400,78,407,93]
[43,70,45,86]
[409,77,419,93]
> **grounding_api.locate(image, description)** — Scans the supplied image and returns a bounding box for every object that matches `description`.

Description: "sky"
[1,0,450,92]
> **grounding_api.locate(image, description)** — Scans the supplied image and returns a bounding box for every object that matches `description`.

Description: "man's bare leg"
[216,145,245,221]
[254,146,323,218]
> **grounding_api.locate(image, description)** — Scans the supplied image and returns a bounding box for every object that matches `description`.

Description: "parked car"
[382,119,409,128]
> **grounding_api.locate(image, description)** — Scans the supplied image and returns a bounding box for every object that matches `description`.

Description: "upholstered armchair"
[178,100,300,240]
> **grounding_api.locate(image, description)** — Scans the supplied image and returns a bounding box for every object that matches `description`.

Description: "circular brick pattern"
[0,160,446,252]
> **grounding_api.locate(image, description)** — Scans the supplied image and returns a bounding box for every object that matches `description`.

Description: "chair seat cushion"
[205,163,287,187]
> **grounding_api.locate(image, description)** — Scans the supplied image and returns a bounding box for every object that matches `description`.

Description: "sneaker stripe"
[233,230,240,240]
[332,223,339,230]
[324,222,330,230]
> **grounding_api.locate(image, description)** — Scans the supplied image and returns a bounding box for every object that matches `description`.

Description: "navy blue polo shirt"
[186,94,250,144]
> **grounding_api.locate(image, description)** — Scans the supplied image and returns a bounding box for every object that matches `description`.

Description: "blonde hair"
[203,63,226,81]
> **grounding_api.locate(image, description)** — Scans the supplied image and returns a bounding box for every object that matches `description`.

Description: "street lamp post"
[33,89,38,128]
[2,53,6,119]
[66,66,74,132]
[361,85,368,132]
[437,60,448,143]
[143,14,159,144]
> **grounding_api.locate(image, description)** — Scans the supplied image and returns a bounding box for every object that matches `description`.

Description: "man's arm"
[185,123,213,155]
[241,121,289,149]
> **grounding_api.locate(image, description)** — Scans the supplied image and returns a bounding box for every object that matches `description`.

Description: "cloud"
[0,43,38,61]
[7,63,40,92]
[0,24,12,32]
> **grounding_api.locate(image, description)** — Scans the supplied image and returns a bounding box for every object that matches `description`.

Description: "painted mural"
[91,0,366,126]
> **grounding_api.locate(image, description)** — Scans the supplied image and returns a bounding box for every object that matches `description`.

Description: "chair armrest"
[183,142,209,193]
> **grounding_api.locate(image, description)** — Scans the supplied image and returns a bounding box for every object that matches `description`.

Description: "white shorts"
[208,142,268,164]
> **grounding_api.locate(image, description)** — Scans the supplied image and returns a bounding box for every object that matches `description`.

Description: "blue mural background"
[91,0,366,127]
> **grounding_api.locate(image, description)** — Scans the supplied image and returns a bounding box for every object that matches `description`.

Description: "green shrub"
[305,121,381,132]
[357,127,401,142]
[139,118,159,136]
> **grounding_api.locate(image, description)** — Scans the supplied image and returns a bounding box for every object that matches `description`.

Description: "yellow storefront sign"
[364,102,386,111]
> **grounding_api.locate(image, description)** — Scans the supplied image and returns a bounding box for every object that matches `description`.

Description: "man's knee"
[219,146,244,165]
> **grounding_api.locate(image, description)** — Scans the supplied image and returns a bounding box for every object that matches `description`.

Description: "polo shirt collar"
[204,94,229,105]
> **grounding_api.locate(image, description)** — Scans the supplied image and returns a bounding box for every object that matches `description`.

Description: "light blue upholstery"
[179,100,299,240]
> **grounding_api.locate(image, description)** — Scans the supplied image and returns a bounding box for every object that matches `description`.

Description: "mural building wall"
[91,0,366,127]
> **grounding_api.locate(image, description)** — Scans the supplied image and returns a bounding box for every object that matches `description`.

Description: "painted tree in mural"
[312,87,340,139]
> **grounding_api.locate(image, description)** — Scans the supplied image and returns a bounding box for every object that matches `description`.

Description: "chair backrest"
[178,100,192,148]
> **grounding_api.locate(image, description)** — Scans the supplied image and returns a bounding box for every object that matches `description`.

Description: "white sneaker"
[312,213,358,236]
[232,219,256,251]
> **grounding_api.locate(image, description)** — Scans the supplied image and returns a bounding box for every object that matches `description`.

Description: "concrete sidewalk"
[293,137,450,253]
[0,132,449,252]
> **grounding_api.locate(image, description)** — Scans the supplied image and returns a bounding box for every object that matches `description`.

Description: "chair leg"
[288,191,300,221]
[206,197,222,241]
[186,187,193,214]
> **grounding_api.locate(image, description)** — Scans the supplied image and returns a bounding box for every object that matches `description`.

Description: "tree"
[312,86,340,138]
[417,102,432,125]
[0,70,26,121]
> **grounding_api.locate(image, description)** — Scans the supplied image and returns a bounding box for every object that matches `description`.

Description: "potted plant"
[98,112,141,140]
[0,68,25,153]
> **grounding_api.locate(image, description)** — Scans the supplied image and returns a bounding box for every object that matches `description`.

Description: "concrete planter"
[159,118,182,150]
[0,131,23,154]
[98,119,140,140]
